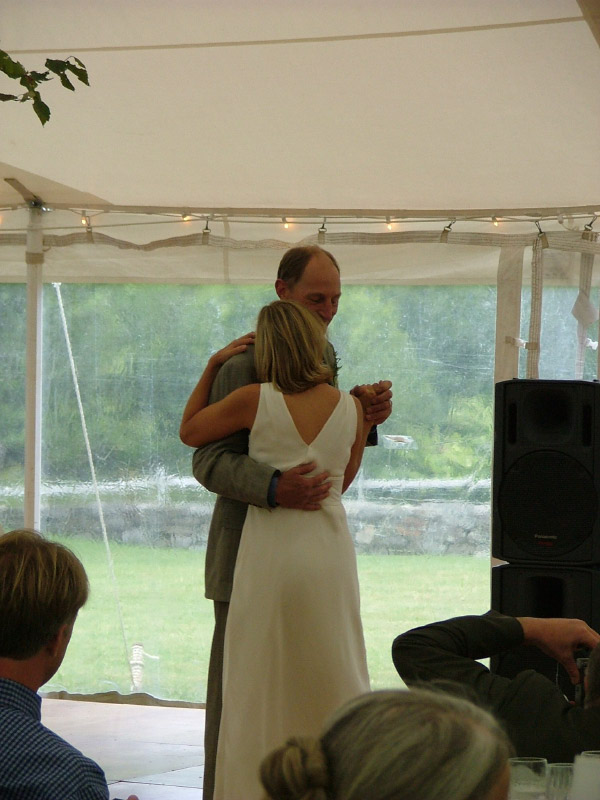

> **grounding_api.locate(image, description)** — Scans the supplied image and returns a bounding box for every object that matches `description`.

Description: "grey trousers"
[203,600,229,800]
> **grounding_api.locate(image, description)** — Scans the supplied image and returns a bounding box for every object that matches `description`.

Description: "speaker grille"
[497,450,597,557]
[520,387,576,445]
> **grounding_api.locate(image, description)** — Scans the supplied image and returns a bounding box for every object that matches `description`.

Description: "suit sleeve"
[392,611,526,708]
[192,351,275,508]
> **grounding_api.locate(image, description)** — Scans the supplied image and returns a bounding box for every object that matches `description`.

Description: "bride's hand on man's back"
[209,332,255,368]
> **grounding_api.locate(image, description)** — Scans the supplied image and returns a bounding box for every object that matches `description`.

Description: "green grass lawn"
[45,537,491,701]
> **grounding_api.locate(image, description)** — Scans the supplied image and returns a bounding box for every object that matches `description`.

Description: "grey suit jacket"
[193,341,338,602]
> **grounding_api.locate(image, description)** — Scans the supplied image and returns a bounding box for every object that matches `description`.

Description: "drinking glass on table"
[570,753,600,799]
[508,757,547,800]
[545,762,574,800]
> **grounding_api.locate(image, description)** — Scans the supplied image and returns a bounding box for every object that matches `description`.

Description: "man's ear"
[274,279,289,299]
[45,622,73,659]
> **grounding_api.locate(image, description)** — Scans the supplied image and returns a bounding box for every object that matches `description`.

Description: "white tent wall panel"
[494,247,525,382]
[1,208,599,287]
[0,228,598,286]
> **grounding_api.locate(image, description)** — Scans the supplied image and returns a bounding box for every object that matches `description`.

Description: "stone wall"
[1,498,491,556]
[345,500,491,555]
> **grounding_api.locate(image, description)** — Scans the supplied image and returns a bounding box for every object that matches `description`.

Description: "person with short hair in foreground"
[0,528,138,800]
[259,688,512,800]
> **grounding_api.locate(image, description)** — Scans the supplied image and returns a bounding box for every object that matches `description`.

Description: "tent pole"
[24,206,44,530]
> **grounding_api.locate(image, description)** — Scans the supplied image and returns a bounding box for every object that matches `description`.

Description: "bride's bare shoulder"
[229,383,260,403]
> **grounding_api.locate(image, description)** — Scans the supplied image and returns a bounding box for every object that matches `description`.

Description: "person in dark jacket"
[392,610,600,762]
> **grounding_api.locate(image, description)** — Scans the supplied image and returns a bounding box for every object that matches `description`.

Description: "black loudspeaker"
[492,379,600,565]
[491,563,600,698]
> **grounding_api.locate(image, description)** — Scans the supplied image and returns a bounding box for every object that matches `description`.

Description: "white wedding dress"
[213,383,370,800]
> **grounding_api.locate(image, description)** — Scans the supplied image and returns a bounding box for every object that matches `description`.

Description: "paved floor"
[41,698,205,799]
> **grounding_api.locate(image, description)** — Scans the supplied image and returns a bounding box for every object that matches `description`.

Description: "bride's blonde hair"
[255,300,333,393]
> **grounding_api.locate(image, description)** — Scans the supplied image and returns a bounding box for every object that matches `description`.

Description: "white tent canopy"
[1,0,599,223]
[1,1,599,287]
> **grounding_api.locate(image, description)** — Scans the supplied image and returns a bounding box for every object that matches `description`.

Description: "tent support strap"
[24,206,44,530]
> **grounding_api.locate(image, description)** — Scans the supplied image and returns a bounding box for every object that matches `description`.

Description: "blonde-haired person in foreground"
[260,688,512,800]
[181,300,376,800]
[0,529,138,800]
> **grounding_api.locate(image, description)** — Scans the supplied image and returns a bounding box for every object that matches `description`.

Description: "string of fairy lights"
[0,205,597,237]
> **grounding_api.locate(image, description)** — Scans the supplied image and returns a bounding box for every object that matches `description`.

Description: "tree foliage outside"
[0,49,89,125]
[0,282,499,486]
[2,280,593,700]
[1,280,593,492]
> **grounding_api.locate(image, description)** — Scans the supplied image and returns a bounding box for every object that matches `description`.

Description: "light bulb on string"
[492,216,499,227]
[282,216,289,230]
[318,218,327,243]
[386,216,393,231]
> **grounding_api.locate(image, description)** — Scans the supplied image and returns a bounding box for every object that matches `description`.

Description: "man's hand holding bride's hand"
[351,384,378,417]
[351,380,393,425]
[209,332,255,368]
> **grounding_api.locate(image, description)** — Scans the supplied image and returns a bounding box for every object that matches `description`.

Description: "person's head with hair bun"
[260,689,512,800]
[260,736,329,800]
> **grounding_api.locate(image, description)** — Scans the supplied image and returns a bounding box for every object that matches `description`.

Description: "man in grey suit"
[192,245,392,799]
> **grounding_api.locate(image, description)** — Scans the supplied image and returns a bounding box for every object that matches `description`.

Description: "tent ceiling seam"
[7,16,584,54]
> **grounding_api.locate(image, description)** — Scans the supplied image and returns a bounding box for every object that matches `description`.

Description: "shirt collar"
[0,677,42,721]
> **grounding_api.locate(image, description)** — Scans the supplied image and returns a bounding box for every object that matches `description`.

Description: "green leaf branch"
[0,49,89,125]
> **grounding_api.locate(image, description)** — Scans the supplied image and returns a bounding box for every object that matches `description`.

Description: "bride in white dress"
[180,300,372,800]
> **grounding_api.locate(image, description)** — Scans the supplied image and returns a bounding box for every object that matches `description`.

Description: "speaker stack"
[491,379,600,698]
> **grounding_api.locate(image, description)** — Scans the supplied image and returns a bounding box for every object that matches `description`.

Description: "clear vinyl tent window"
[520,285,600,381]
[41,283,274,701]
[1,281,496,699]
